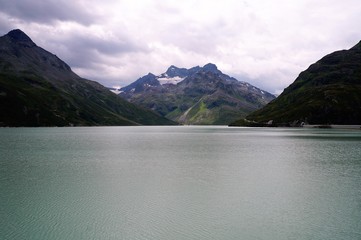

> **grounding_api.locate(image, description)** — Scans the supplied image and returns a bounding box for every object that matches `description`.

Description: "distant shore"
[302,125,361,130]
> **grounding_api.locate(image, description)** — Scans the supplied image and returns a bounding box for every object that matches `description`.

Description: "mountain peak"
[166,65,180,73]
[6,29,36,47]
[0,29,175,126]
[121,62,275,125]
[165,65,189,78]
[203,63,218,72]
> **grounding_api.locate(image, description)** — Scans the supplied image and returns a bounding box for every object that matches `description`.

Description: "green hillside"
[231,41,361,126]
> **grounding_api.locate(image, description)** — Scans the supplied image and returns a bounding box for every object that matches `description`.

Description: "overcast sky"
[1,0,360,94]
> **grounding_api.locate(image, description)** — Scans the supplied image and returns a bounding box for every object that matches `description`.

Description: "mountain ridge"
[0,29,175,126]
[230,40,361,126]
[120,64,275,125]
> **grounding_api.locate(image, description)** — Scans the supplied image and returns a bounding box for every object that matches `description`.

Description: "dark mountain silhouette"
[231,40,361,126]
[0,29,175,126]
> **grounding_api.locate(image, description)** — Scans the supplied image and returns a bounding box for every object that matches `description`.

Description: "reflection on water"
[1,126,361,240]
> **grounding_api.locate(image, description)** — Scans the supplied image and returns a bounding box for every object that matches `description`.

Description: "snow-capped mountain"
[157,65,201,85]
[119,63,275,125]
[120,65,202,91]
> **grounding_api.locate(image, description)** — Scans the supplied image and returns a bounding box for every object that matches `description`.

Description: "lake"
[1,126,361,240]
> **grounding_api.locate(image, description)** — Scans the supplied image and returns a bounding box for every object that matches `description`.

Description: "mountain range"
[120,63,275,125]
[231,40,361,126]
[0,29,175,126]
[4,29,358,127]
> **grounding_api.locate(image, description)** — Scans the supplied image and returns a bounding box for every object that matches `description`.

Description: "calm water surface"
[1,126,361,240]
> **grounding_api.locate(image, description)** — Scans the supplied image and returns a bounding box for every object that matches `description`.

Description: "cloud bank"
[1,0,361,93]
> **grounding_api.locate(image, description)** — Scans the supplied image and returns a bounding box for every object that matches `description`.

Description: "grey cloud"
[0,16,12,34]
[0,0,99,25]
[158,23,222,55]
[70,34,145,55]
[46,31,148,70]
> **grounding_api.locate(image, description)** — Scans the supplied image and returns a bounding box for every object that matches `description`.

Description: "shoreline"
[302,124,361,130]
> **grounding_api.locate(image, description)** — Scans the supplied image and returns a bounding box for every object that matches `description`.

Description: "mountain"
[0,29,175,126]
[231,41,361,126]
[120,64,275,125]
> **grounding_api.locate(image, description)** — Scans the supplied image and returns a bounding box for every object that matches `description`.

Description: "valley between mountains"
[1,29,361,127]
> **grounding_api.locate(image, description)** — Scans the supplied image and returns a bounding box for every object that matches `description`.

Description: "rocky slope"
[0,29,175,126]
[231,41,361,126]
[120,64,275,125]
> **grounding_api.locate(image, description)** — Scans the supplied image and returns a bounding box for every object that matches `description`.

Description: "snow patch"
[110,86,122,94]
[157,76,185,85]
[110,89,122,94]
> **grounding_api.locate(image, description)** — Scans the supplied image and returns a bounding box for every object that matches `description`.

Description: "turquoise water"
[1,126,361,240]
